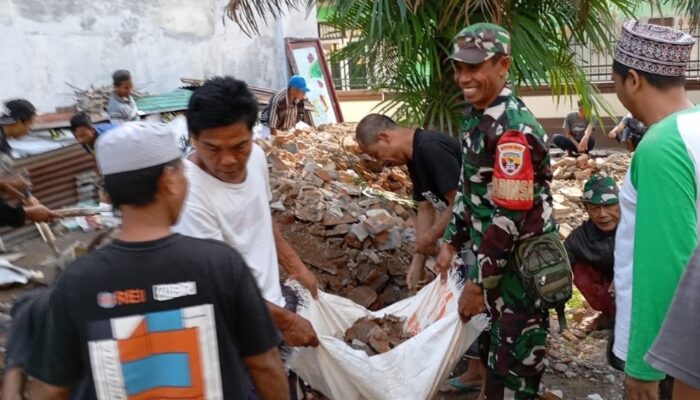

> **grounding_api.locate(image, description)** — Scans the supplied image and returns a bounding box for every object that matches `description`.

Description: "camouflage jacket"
[443,86,557,290]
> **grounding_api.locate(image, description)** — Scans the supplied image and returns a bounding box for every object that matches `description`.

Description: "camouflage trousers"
[479,268,549,400]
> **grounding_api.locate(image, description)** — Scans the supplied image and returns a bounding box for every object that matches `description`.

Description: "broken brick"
[322,224,351,237]
[347,286,378,308]
[375,228,401,251]
[350,223,369,241]
[322,212,358,227]
[368,326,392,354]
[314,168,332,183]
[345,233,364,249]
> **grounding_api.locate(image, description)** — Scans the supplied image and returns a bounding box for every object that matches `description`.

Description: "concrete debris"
[553,363,569,373]
[551,153,630,238]
[347,286,378,308]
[374,228,401,251]
[572,308,588,323]
[570,328,587,339]
[69,83,144,115]
[540,390,564,400]
[544,304,625,398]
[344,315,411,356]
[561,330,580,342]
[267,124,416,310]
[363,212,396,235]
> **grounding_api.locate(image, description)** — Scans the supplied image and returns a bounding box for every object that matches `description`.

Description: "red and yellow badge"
[493,130,534,210]
[498,143,526,176]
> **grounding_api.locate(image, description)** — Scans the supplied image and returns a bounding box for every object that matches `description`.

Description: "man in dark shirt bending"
[355,114,461,290]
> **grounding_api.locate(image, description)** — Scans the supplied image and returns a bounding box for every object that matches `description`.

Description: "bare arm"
[424,190,458,244]
[608,122,625,138]
[26,379,70,400]
[266,301,319,347]
[272,220,319,298]
[582,122,595,141]
[2,368,25,400]
[267,300,294,328]
[414,201,438,255]
[413,191,458,288]
[577,120,597,152]
[244,347,290,400]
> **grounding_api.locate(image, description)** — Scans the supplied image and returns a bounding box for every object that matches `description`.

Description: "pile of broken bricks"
[261,124,423,311]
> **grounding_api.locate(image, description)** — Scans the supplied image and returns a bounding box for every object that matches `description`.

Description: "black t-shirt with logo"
[26,234,280,399]
[406,129,462,212]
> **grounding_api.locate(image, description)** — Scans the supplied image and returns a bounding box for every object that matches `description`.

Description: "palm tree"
[225,0,699,134]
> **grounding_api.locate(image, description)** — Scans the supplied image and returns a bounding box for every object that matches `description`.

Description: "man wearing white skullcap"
[611,20,700,400]
[25,122,289,399]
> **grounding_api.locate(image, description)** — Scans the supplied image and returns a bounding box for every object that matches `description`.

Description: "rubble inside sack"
[343,315,412,356]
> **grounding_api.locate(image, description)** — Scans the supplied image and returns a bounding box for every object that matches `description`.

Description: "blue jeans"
[552,134,595,154]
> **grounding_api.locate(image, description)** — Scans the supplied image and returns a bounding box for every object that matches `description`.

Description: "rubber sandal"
[443,377,481,394]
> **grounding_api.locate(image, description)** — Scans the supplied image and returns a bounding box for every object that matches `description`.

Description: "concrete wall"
[524,91,700,119]
[340,100,385,123]
[0,0,317,111]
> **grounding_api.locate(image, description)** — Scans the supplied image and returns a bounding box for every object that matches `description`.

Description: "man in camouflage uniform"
[564,176,620,332]
[436,23,557,399]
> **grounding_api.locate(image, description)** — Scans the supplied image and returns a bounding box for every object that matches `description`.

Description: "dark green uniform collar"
[465,85,513,117]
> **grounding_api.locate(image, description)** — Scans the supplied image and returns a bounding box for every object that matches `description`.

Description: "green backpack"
[511,232,573,310]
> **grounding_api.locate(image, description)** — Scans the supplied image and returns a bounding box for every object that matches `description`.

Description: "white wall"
[517,93,625,119]
[0,0,318,111]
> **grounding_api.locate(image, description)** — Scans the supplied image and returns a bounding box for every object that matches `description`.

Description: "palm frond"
[660,0,700,30]
[223,0,312,37]
[223,0,698,134]
[321,0,642,134]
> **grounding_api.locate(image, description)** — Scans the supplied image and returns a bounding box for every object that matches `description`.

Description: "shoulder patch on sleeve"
[493,130,534,210]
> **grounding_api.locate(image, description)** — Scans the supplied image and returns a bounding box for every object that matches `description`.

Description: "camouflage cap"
[582,176,620,205]
[448,23,511,65]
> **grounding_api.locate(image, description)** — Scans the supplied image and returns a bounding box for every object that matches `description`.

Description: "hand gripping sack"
[512,232,573,310]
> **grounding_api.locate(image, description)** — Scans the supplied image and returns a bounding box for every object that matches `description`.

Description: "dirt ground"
[0,229,104,374]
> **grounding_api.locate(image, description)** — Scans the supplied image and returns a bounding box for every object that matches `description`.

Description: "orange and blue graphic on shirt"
[87,305,221,399]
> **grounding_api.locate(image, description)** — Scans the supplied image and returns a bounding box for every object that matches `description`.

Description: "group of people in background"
[0,16,697,400]
[552,100,649,156]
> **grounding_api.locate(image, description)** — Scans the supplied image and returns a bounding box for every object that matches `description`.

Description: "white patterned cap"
[96,122,181,175]
[615,20,695,77]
